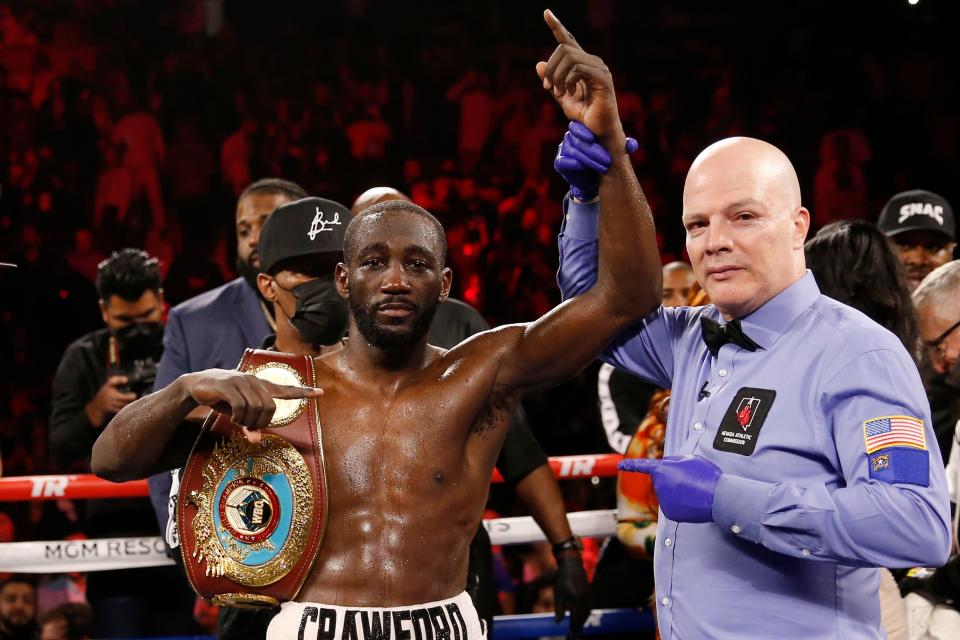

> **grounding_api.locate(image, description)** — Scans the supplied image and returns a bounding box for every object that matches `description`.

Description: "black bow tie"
[700,316,760,357]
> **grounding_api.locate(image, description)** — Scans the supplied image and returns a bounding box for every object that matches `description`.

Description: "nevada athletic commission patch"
[712,388,776,456]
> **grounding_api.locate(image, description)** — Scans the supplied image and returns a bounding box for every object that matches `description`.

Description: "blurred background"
[0,0,957,633]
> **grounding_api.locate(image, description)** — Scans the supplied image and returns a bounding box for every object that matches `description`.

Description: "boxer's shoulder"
[438,323,527,363]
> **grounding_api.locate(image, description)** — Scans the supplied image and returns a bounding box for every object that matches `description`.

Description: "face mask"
[278,277,348,346]
[112,321,164,360]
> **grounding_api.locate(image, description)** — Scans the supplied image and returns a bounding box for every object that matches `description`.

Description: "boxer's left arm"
[494,10,661,394]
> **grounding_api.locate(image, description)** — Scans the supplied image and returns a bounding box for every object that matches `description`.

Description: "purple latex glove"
[618,455,723,523]
[553,121,639,201]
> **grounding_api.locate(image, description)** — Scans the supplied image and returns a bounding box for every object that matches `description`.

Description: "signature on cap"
[308,207,342,240]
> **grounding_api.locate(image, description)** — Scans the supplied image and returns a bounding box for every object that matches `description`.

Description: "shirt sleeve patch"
[862,415,926,454]
[867,447,929,486]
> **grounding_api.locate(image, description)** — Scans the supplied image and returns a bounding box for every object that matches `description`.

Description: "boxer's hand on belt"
[554,121,638,201]
[618,455,722,523]
[181,369,324,443]
[536,9,626,155]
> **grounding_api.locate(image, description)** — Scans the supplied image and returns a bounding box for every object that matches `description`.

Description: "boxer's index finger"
[544,9,579,48]
[269,382,324,399]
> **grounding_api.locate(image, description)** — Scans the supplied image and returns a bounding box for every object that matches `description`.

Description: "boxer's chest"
[312,380,488,496]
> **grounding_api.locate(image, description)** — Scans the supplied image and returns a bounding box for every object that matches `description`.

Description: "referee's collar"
[732,270,820,351]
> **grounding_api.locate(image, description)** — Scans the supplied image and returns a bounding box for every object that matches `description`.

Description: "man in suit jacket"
[155,178,309,385]
[148,178,307,639]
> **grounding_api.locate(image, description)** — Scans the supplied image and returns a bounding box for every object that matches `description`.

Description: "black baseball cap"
[877,189,955,242]
[258,197,352,275]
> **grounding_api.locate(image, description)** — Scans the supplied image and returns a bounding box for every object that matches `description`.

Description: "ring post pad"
[177,349,328,607]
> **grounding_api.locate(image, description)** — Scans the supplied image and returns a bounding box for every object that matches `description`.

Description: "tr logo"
[31,476,69,498]
[307,207,342,240]
[557,457,597,478]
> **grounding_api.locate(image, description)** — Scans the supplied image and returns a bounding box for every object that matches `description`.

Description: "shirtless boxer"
[91,11,660,639]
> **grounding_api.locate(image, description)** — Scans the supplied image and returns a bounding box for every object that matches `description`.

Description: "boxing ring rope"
[0,452,655,636]
[0,510,621,573]
[0,454,625,502]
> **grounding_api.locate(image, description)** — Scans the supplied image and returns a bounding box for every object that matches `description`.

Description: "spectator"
[92,145,134,248]
[220,118,258,196]
[660,262,696,309]
[344,104,393,161]
[519,102,563,179]
[813,131,870,227]
[38,602,92,640]
[525,570,558,615]
[166,118,216,242]
[447,70,495,172]
[805,220,921,359]
[913,261,960,458]
[900,261,960,631]
[64,229,105,284]
[0,576,37,640]
[877,190,956,293]
[111,97,166,231]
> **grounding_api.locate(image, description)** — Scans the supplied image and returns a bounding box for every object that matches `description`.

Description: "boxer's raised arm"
[494,11,661,393]
[91,370,322,482]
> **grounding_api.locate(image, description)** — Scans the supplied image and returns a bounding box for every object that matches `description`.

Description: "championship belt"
[177,349,328,608]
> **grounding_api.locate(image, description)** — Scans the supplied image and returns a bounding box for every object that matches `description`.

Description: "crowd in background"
[0,0,958,636]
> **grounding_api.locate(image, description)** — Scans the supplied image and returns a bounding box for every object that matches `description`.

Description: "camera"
[107,322,164,397]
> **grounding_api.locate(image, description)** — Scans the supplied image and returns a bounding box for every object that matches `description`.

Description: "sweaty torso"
[297,340,515,606]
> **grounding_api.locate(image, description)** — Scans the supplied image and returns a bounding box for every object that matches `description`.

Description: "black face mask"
[112,321,164,360]
[278,277,349,346]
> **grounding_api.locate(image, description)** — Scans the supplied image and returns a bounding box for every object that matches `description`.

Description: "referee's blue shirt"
[559,198,950,639]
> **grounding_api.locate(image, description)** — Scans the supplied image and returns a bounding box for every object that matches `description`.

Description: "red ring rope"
[0,454,624,502]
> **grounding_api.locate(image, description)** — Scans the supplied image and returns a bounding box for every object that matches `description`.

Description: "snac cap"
[877,189,955,242]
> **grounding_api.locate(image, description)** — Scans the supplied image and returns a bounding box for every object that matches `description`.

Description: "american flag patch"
[862,415,926,454]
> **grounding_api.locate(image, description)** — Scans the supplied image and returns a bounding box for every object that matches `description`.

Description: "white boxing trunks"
[266,591,486,640]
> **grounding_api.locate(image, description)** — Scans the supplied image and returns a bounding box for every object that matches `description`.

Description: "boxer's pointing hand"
[182,369,323,443]
[536,10,625,151]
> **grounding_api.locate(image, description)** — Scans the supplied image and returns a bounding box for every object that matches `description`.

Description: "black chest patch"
[712,387,776,456]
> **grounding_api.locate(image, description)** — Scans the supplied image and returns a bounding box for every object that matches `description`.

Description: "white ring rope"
[0,509,620,573]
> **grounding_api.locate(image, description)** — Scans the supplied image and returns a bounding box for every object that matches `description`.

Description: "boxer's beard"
[350,294,437,352]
